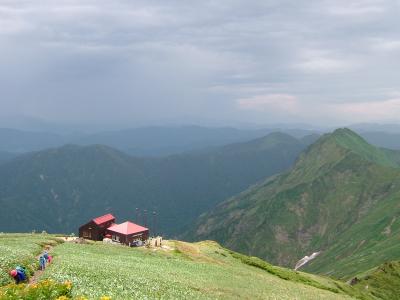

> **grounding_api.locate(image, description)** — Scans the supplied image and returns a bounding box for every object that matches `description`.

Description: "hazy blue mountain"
[0,126,318,157]
[73,126,319,156]
[0,128,67,153]
[350,123,400,133]
[349,123,400,150]
[0,151,17,165]
[0,132,311,235]
[356,131,400,150]
[72,126,268,156]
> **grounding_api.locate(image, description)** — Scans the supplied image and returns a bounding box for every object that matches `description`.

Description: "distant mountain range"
[349,123,400,133]
[0,132,313,235]
[0,126,318,157]
[188,128,400,279]
[0,151,17,165]
[3,124,400,282]
[2,125,400,159]
[0,128,68,153]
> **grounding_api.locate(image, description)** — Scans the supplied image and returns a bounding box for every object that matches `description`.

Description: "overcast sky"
[0,0,399,129]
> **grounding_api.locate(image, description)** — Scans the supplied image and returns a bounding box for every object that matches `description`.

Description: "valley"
[0,132,310,235]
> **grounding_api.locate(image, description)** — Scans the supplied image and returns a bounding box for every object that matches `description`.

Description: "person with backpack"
[9,266,27,284]
[16,266,27,276]
[39,255,46,270]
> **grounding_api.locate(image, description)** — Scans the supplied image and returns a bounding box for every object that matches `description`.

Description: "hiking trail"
[28,245,54,285]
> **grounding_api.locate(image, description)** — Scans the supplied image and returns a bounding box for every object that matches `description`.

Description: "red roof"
[107,221,148,235]
[93,213,116,225]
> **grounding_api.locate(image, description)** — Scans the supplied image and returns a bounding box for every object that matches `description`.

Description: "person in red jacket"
[9,268,27,284]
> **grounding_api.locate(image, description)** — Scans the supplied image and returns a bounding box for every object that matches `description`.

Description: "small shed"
[79,213,116,241]
[106,221,149,245]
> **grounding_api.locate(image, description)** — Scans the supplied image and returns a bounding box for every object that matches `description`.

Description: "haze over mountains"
[0,126,317,157]
[0,151,17,165]
[0,131,313,235]
[2,124,400,283]
[2,124,400,160]
[189,128,400,279]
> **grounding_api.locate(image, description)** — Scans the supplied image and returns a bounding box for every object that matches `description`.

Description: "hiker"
[43,250,53,264]
[9,267,27,284]
[16,266,27,276]
[39,255,46,270]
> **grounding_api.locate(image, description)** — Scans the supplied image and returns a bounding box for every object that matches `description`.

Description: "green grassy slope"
[331,128,400,168]
[353,261,400,300]
[0,234,62,285]
[188,128,400,279]
[5,234,399,300]
[0,132,309,236]
[41,240,364,300]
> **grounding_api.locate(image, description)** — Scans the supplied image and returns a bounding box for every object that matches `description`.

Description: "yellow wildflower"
[64,280,73,289]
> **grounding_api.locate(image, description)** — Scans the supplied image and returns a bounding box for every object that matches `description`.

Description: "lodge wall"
[106,230,149,245]
[78,219,115,241]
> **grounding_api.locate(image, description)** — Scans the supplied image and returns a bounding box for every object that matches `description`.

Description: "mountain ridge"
[0,132,310,236]
[188,128,400,279]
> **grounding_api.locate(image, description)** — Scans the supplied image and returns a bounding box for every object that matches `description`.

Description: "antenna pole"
[153,211,157,236]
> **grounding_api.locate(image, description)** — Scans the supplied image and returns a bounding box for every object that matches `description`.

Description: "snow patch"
[294,251,321,270]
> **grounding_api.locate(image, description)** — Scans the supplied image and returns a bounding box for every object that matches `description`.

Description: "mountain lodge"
[106,221,149,244]
[79,213,116,241]
[79,214,149,245]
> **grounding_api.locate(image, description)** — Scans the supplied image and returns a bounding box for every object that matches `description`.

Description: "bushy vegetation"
[229,251,371,300]
[0,234,62,285]
[0,279,72,300]
[353,261,400,300]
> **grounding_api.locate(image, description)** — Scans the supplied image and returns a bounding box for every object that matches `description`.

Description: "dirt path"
[28,245,53,285]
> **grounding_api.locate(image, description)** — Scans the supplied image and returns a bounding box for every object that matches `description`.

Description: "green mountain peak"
[189,128,400,280]
[292,128,399,181]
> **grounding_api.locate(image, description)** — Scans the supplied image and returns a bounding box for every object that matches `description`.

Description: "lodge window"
[83,231,91,238]
[112,235,120,242]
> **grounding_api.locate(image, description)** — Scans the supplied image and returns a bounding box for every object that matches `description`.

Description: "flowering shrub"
[0,279,72,300]
[0,234,63,285]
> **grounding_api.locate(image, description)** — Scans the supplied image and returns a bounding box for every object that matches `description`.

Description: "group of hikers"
[9,250,52,284]
[39,251,52,270]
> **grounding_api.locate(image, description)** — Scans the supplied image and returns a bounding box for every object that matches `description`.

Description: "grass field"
[1,234,388,300]
[0,233,62,285]
[41,240,359,300]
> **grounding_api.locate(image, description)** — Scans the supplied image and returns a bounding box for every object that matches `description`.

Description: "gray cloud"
[0,0,399,128]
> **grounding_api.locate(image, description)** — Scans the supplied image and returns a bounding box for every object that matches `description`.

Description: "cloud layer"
[0,0,399,128]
